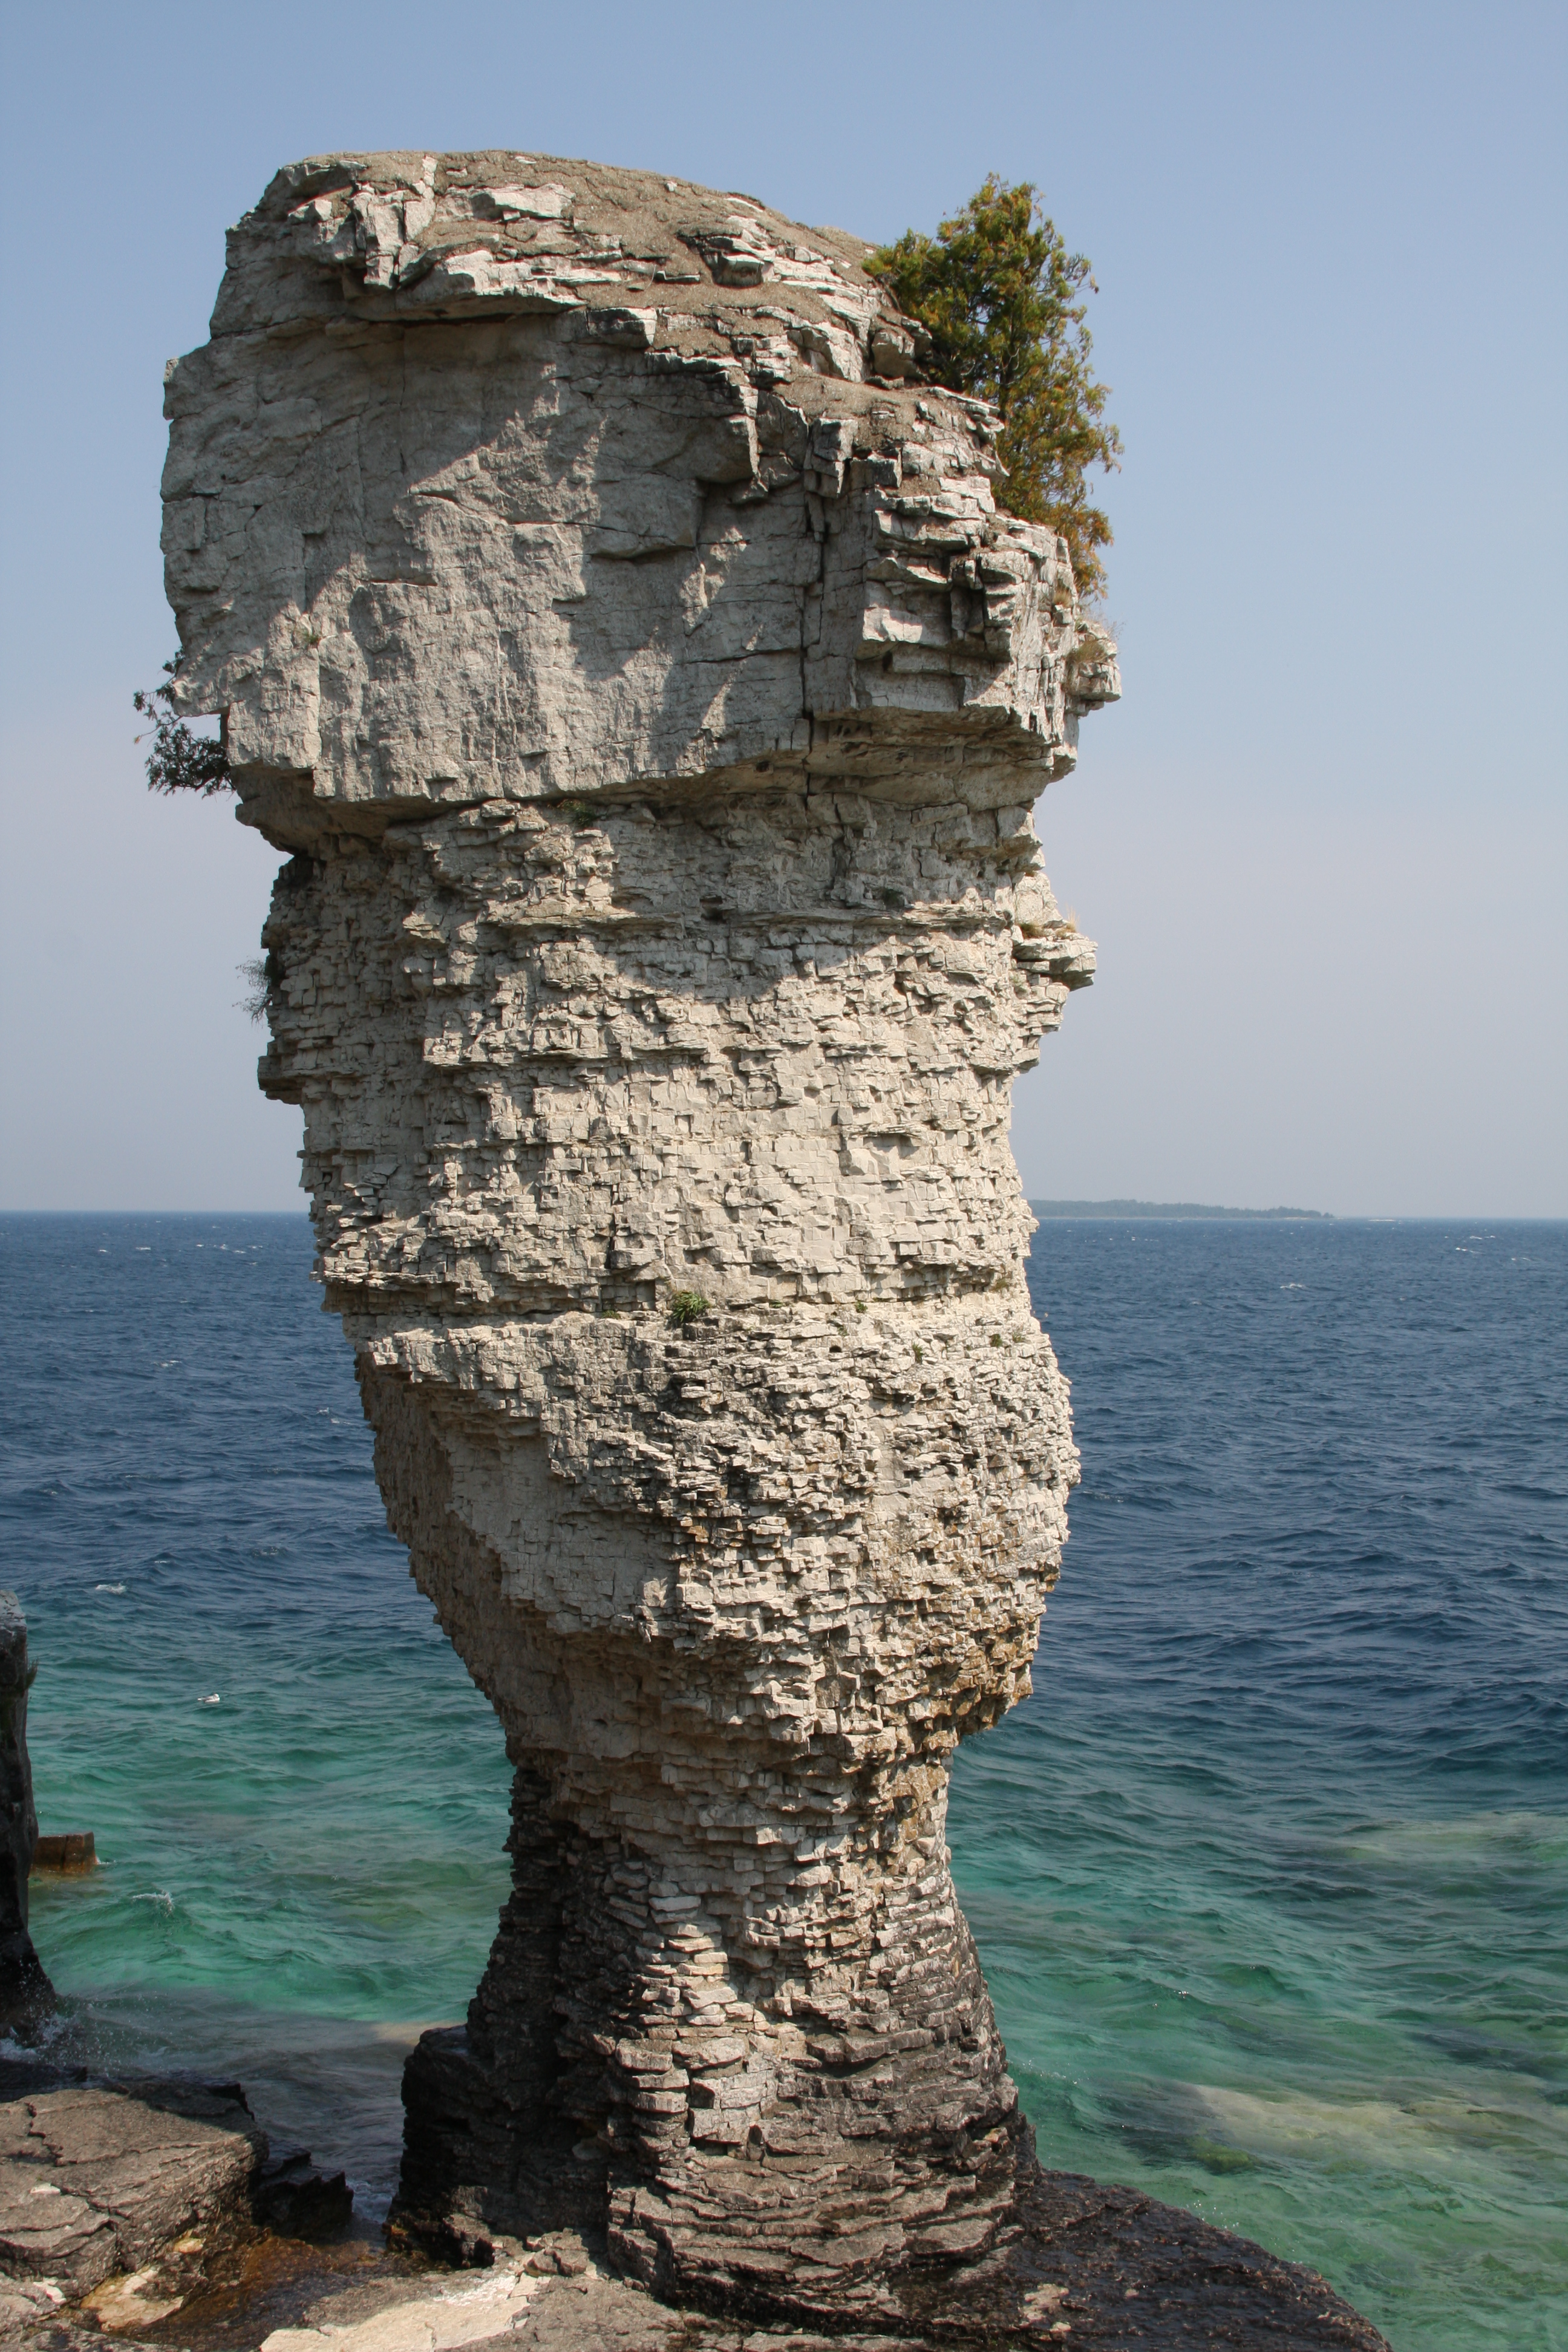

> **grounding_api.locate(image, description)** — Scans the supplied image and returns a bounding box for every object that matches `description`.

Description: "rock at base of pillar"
[391,2085,1392,2347]
[391,1771,1031,2325]
[391,1771,606,2258]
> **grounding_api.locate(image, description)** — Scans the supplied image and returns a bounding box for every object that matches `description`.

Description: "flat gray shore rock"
[0,2077,262,2319]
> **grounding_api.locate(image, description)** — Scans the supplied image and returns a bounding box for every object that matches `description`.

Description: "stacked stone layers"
[163,153,1118,2321]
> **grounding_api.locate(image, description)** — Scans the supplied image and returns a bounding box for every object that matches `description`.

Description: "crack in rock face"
[162,151,1120,2326]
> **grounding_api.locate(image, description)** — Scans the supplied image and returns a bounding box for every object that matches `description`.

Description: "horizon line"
[3,1206,1566,1223]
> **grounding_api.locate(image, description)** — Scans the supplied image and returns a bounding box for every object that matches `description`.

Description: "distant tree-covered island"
[1031,1200,1332,1220]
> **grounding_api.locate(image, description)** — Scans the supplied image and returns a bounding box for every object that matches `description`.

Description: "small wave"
[129,1890,175,1913]
[94,1583,126,1595]
[0,2010,73,2062]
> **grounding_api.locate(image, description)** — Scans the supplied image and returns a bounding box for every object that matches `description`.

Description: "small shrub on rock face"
[670,1291,710,1327]
[237,958,269,1022]
[134,660,232,796]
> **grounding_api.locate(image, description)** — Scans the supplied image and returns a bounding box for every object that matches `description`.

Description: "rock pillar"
[0,1594,51,2028]
[162,151,1117,2323]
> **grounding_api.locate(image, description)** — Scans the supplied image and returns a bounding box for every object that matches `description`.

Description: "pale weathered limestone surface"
[162,152,1122,2327]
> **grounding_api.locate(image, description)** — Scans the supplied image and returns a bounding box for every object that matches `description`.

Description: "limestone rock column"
[162,151,1118,2324]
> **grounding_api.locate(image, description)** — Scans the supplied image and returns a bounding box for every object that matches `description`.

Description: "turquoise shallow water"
[2,1212,1564,2348]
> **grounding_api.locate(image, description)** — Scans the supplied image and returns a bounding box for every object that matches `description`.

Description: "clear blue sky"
[2,0,1563,1214]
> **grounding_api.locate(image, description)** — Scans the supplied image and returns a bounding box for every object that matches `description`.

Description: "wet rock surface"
[0,2067,360,2345]
[251,2157,353,2247]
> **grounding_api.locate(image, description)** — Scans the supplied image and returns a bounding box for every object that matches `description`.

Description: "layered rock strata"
[162,153,1118,2325]
[0,2077,264,2312]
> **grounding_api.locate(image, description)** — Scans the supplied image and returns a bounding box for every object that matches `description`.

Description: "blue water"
[1,1214,515,2214]
[2,1215,1564,2348]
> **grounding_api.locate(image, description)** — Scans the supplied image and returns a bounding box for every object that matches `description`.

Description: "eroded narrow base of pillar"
[391,2102,1392,2348]
[390,1771,1031,2322]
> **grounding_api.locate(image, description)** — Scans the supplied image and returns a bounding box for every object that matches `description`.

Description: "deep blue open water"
[1,1213,1563,2349]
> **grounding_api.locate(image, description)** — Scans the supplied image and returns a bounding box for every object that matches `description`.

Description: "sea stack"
[0,1593,51,2028]
[162,154,1117,2320]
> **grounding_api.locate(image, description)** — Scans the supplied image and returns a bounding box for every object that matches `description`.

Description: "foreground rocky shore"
[1,2061,1387,2350]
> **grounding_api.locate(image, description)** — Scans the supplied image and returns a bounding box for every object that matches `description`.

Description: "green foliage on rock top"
[869,176,1122,601]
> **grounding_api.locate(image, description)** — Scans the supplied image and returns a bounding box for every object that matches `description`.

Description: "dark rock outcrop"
[0,1596,51,2032]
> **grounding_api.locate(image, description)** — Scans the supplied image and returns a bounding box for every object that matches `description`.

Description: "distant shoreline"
[1030,1198,1333,1221]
